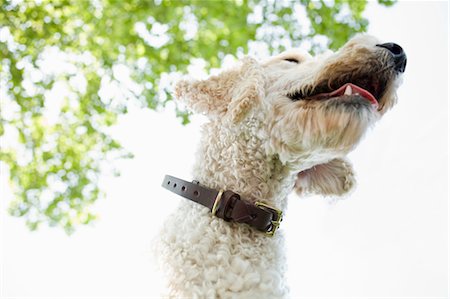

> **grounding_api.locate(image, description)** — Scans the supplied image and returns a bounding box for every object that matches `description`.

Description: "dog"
[154,34,406,298]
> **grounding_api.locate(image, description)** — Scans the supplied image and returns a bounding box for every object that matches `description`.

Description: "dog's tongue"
[316,83,379,108]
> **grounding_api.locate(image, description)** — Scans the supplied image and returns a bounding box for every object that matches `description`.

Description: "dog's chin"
[308,95,378,144]
[324,95,377,112]
[270,94,379,165]
[296,94,378,116]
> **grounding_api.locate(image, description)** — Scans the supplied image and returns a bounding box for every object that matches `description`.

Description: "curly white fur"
[154,34,404,298]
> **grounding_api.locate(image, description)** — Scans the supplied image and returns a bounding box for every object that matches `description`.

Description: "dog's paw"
[294,158,356,197]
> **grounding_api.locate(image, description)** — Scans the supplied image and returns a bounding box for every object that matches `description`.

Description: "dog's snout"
[376,42,407,73]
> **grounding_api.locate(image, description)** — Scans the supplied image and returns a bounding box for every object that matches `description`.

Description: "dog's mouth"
[288,79,388,109]
[312,83,378,107]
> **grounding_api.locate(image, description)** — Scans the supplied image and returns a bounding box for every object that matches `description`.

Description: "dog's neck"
[191,120,295,211]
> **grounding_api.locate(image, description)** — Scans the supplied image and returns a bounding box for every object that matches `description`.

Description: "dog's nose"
[376,42,407,73]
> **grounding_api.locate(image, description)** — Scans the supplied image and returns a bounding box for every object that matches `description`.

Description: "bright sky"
[1,1,448,298]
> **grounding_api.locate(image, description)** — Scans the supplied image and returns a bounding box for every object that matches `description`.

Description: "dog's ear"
[294,158,356,197]
[174,57,264,123]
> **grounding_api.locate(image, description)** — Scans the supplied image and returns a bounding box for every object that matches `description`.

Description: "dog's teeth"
[344,85,353,95]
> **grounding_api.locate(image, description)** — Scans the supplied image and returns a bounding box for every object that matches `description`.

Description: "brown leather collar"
[162,175,283,236]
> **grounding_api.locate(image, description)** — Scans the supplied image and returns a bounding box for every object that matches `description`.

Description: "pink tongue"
[317,83,379,108]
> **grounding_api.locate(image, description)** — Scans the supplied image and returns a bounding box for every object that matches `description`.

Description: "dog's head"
[175,34,406,197]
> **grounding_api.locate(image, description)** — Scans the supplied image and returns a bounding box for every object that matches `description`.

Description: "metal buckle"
[255,202,283,237]
[211,189,224,216]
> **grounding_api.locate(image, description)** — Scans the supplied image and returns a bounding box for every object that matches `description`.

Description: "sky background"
[1,1,448,298]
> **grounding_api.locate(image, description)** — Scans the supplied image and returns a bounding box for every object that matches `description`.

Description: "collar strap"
[161,175,283,236]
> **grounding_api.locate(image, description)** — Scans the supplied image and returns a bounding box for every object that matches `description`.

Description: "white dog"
[154,34,406,298]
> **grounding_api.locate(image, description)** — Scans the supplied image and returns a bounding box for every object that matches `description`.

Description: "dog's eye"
[284,58,299,64]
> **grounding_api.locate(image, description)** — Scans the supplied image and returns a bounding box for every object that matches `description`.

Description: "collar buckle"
[255,201,283,237]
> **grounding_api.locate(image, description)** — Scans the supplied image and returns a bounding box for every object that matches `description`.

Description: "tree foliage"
[0,0,395,233]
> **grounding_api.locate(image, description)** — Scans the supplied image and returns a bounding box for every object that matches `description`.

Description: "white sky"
[1,1,448,298]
